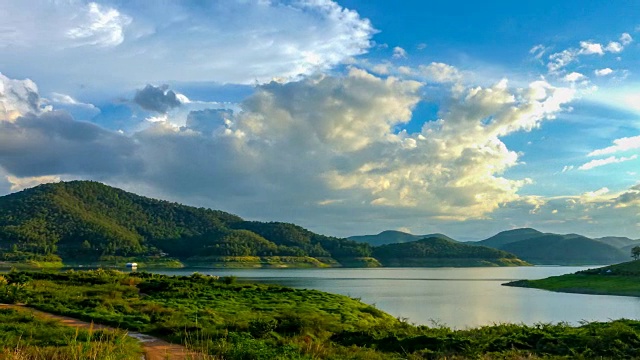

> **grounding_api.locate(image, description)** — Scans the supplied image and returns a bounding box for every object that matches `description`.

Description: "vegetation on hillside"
[473,228,630,265]
[0,181,530,268]
[504,260,640,297]
[2,270,640,359]
[0,181,372,267]
[348,231,453,246]
[373,237,529,267]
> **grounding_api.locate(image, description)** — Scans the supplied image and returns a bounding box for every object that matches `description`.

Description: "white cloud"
[0,73,46,122]
[605,41,623,53]
[579,155,638,170]
[579,41,604,55]
[419,62,462,83]
[588,135,640,156]
[0,69,577,228]
[392,46,408,59]
[563,72,586,82]
[0,1,376,90]
[620,32,633,46]
[594,68,614,76]
[416,43,427,50]
[6,175,60,191]
[65,2,131,47]
[529,44,547,59]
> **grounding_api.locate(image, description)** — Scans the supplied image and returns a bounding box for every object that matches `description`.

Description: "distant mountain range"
[348,230,454,246]
[0,181,527,268]
[351,228,640,265]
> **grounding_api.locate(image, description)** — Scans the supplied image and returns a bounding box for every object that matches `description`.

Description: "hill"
[0,181,372,267]
[0,181,529,268]
[504,260,640,297]
[348,230,454,246]
[475,228,544,248]
[499,234,628,265]
[372,237,529,267]
[595,236,640,249]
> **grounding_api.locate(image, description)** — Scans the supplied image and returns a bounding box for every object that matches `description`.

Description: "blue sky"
[0,0,639,239]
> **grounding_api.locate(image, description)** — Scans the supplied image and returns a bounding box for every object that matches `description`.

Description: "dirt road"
[0,304,206,360]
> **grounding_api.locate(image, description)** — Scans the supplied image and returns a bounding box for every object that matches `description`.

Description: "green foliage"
[373,237,526,267]
[507,260,640,297]
[2,270,639,359]
[631,245,640,260]
[0,181,378,267]
[0,307,141,359]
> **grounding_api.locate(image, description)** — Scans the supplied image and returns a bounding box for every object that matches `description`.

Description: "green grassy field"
[505,260,640,297]
[2,270,640,359]
[0,307,141,360]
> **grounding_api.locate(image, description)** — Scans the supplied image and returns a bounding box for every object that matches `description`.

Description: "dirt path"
[0,304,205,360]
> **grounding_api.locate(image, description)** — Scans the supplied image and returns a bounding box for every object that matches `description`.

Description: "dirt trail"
[0,304,205,360]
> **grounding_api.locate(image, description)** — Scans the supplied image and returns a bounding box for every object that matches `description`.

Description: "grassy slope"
[0,307,141,359]
[504,260,640,297]
[3,270,640,359]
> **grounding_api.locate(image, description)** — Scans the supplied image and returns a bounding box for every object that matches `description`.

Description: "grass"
[2,270,640,359]
[504,260,640,297]
[0,308,141,360]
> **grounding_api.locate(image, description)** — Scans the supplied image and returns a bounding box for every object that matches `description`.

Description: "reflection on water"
[151,266,640,329]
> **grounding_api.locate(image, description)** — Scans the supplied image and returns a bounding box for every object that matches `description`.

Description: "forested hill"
[0,181,372,265]
[373,237,529,267]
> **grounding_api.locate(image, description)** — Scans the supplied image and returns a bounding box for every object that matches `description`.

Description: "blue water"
[150,266,640,329]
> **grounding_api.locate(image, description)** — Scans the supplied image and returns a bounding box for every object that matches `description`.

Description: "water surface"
[153,266,640,329]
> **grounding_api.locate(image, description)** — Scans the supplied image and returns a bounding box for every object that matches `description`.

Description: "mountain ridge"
[0,181,528,268]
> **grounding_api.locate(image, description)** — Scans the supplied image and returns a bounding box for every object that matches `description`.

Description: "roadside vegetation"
[1,270,640,359]
[0,306,141,360]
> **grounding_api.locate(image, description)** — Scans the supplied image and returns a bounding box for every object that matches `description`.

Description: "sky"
[0,0,639,240]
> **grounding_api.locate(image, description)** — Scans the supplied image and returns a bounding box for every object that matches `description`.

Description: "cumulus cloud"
[0,73,45,122]
[0,1,375,89]
[563,72,586,82]
[0,70,578,234]
[579,41,604,55]
[578,155,638,170]
[605,41,623,53]
[419,62,462,83]
[587,135,640,157]
[134,85,183,113]
[392,46,408,59]
[594,68,614,76]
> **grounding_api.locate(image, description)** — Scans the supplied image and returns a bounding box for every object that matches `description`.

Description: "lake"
[152,266,640,329]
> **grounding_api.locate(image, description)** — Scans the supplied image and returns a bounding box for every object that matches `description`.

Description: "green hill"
[372,237,529,267]
[0,181,372,267]
[348,230,454,246]
[499,234,628,265]
[504,260,640,297]
[475,228,544,248]
[0,181,531,268]
[595,236,640,249]
[473,228,631,265]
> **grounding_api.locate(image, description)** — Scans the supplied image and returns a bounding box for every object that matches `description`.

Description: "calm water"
[151,266,640,329]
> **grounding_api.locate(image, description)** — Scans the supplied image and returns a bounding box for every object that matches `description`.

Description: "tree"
[632,246,640,261]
